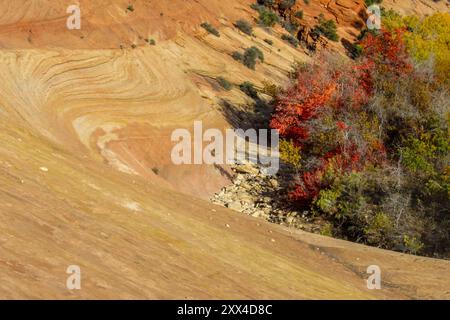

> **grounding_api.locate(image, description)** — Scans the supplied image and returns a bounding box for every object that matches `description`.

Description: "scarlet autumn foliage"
[271,21,449,256]
[271,29,411,204]
[360,28,413,76]
[270,63,338,142]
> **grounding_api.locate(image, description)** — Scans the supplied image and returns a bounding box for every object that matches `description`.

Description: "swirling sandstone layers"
[0,0,449,299]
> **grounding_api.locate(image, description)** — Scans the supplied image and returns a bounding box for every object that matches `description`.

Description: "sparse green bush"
[200,22,220,37]
[320,223,334,237]
[252,3,280,28]
[240,82,258,99]
[294,11,304,19]
[312,14,339,41]
[235,19,253,35]
[281,34,299,47]
[231,51,243,61]
[400,136,439,175]
[282,20,299,34]
[243,46,264,69]
[251,3,265,13]
[280,0,296,10]
[364,212,394,247]
[251,46,264,62]
[312,171,401,249]
[403,235,424,255]
[217,77,233,91]
[351,43,363,58]
[258,9,279,27]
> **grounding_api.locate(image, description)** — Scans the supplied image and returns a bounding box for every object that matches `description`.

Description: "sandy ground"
[0,0,449,299]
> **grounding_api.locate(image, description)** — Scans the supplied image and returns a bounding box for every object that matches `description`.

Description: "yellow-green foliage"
[364,212,393,245]
[320,223,333,237]
[382,9,404,30]
[279,139,302,168]
[403,235,424,255]
[443,166,450,198]
[261,80,281,97]
[313,187,341,215]
[401,136,437,175]
[401,130,449,176]
[384,12,450,84]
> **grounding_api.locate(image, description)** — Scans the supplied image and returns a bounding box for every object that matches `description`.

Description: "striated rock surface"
[0,0,449,299]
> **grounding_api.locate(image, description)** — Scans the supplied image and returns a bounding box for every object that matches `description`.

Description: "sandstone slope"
[0,0,449,299]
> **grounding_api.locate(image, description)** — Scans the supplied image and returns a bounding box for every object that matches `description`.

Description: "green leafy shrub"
[313,186,341,216]
[401,136,437,175]
[258,8,279,27]
[281,34,299,47]
[312,14,339,41]
[235,19,253,35]
[250,3,265,12]
[294,11,304,19]
[320,223,334,237]
[281,20,299,34]
[217,77,233,91]
[312,171,401,249]
[243,46,264,69]
[403,235,424,255]
[200,22,220,37]
[351,43,364,58]
[363,212,393,247]
[239,82,258,99]
[231,51,243,61]
[279,139,302,168]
